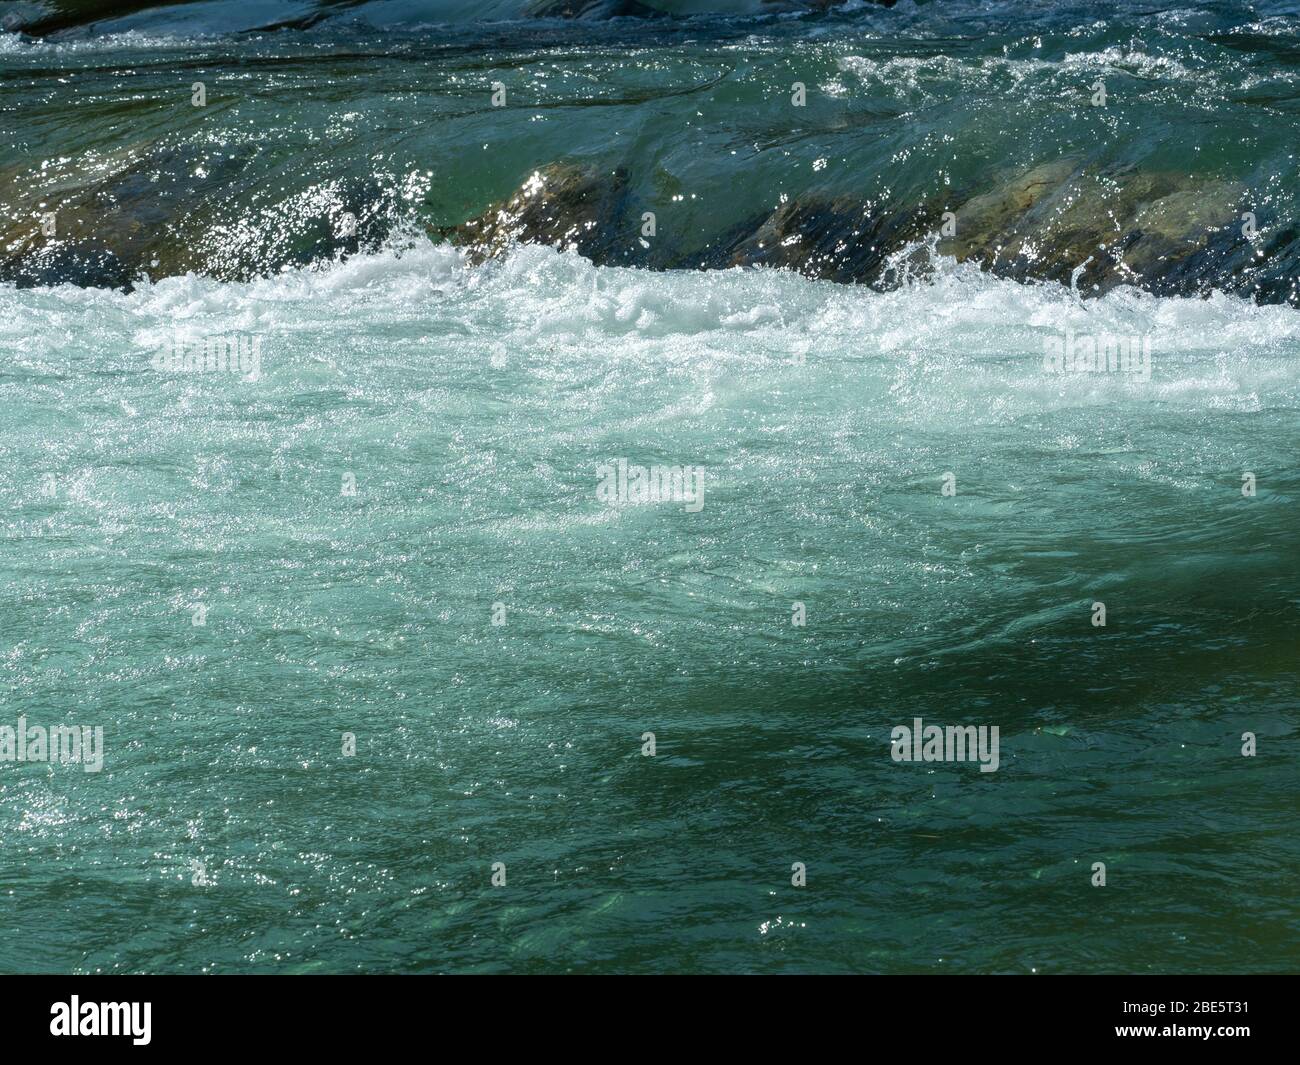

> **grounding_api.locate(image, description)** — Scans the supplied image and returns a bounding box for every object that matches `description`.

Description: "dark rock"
[446,158,1287,303]
[0,142,394,289]
[441,163,650,266]
[525,0,666,18]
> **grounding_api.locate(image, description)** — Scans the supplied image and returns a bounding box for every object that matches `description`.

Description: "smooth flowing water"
[0,0,1297,973]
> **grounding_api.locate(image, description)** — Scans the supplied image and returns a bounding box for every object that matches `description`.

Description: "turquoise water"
[1,0,1298,973]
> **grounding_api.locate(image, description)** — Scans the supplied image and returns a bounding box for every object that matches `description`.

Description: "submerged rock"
[5,0,876,36]
[525,0,666,17]
[446,159,1280,303]
[0,144,1282,302]
[0,144,195,290]
[441,164,649,266]
[940,160,1250,297]
[695,195,933,283]
[0,142,394,290]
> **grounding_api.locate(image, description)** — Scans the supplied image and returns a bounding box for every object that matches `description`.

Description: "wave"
[7,233,1299,394]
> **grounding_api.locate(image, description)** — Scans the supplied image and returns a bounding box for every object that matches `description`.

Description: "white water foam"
[2,237,1296,430]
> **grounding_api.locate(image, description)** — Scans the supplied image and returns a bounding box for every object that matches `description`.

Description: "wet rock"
[939,160,1253,297]
[695,195,934,284]
[525,0,666,18]
[442,163,652,267]
[448,158,1282,303]
[1,2,134,36]
[442,163,937,282]
[3,144,1285,303]
[937,159,1080,266]
[0,144,191,289]
[0,143,393,289]
[523,0,873,15]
